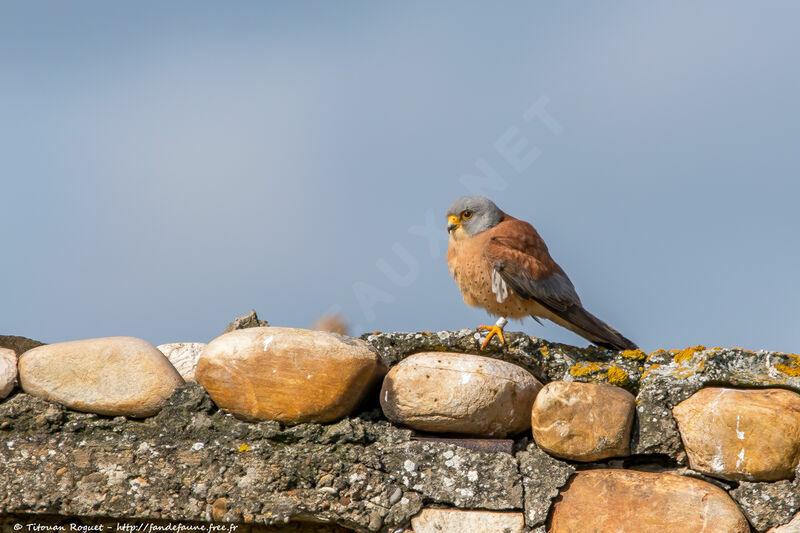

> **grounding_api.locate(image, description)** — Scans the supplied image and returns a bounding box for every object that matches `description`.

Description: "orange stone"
[673,387,800,481]
[196,327,386,423]
[550,469,749,533]
[531,381,634,461]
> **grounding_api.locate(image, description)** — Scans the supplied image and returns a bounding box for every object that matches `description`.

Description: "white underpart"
[491,269,508,303]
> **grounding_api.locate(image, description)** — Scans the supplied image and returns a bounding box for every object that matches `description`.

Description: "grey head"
[446,195,504,236]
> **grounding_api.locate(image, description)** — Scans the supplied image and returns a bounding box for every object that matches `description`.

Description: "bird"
[446,195,638,351]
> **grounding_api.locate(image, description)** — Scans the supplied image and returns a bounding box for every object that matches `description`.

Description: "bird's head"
[446,196,504,238]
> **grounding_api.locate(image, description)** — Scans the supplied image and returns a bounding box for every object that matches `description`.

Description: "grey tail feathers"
[543,304,639,352]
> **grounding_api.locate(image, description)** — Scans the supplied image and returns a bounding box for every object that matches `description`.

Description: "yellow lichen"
[540,346,550,357]
[238,444,250,452]
[641,363,661,379]
[569,361,604,377]
[431,346,448,352]
[776,362,800,377]
[576,346,598,356]
[620,349,646,361]
[607,366,630,386]
[674,345,706,364]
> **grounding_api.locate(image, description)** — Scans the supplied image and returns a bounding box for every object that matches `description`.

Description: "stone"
[6,331,800,531]
[768,512,800,533]
[363,330,644,390]
[411,436,514,454]
[517,443,574,529]
[673,387,800,481]
[410,509,524,532]
[222,309,269,333]
[0,348,18,399]
[363,337,800,464]
[731,472,800,531]
[381,440,523,510]
[549,469,749,533]
[380,352,542,437]
[633,347,800,461]
[18,336,184,417]
[157,342,206,382]
[0,335,45,356]
[531,381,635,461]
[196,327,386,424]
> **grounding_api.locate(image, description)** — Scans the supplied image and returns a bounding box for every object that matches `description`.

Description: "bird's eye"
[462,210,473,219]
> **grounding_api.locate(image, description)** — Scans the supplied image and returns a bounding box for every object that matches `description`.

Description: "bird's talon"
[477,324,505,350]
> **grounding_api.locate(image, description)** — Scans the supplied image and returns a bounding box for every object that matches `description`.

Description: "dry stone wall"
[2,323,800,532]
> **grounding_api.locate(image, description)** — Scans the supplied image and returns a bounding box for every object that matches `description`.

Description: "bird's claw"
[477,324,506,350]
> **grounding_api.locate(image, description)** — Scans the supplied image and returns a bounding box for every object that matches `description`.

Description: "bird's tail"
[545,304,639,351]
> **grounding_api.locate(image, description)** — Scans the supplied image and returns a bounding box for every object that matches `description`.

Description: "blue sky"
[2,2,799,353]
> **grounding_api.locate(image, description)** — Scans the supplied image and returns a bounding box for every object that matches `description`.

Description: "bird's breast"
[447,231,552,320]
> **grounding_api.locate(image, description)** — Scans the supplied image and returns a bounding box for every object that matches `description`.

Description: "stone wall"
[2,326,800,533]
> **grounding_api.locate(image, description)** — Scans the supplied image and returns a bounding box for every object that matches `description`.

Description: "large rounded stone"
[673,387,800,481]
[157,342,206,382]
[0,348,17,399]
[550,469,749,533]
[196,327,386,423]
[19,337,185,417]
[531,381,635,461]
[380,352,542,437]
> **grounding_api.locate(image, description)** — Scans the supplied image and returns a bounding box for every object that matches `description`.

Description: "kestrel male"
[446,195,638,351]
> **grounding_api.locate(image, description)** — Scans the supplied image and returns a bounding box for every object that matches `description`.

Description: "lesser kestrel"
[446,196,638,351]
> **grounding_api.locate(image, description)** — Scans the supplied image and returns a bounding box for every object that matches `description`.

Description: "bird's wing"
[484,218,638,351]
[484,219,581,312]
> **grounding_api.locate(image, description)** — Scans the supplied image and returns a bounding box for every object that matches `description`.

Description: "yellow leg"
[477,317,508,350]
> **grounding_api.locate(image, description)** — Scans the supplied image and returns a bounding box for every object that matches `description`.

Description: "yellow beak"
[447,215,461,232]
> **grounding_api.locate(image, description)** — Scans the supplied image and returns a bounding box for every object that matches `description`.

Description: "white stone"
[157,342,206,382]
[411,509,525,533]
[380,352,542,437]
[0,347,18,399]
[19,336,184,417]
